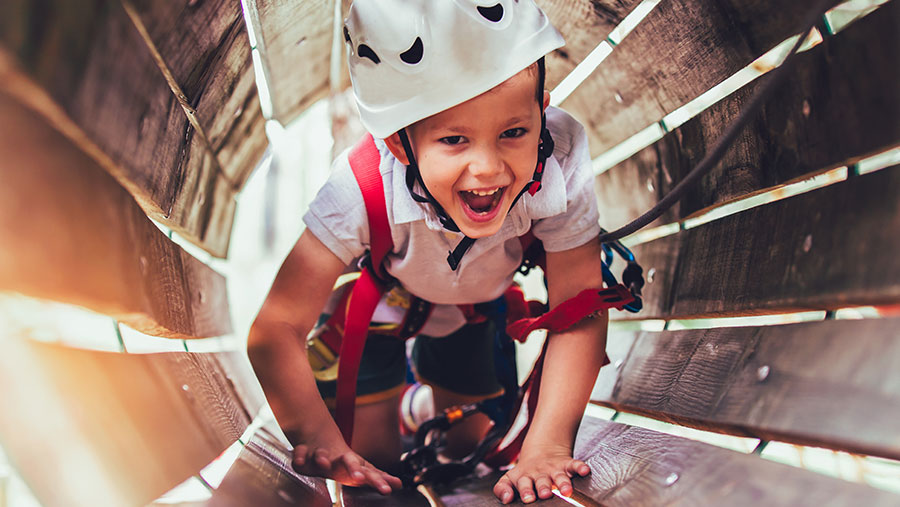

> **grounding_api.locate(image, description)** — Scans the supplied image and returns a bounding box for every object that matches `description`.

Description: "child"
[247,0,609,503]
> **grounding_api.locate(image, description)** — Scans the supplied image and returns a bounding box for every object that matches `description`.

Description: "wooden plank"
[592,319,900,460]
[0,340,258,507]
[0,0,266,257]
[425,470,572,506]
[571,416,899,506]
[562,0,842,157]
[124,0,267,190]
[628,166,900,319]
[0,90,231,338]
[246,0,332,125]
[538,0,643,90]
[596,2,900,230]
[207,435,333,507]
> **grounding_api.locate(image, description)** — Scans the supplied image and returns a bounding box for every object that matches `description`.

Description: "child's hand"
[291,436,403,495]
[492,444,591,504]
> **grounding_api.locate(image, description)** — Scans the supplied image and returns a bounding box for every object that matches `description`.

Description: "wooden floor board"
[572,417,900,506]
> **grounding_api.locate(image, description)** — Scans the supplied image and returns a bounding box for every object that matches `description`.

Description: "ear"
[383,132,410,165]
[542,89,550,112]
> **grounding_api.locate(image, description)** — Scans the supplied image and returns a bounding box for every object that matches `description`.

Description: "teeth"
[468,187,501,196]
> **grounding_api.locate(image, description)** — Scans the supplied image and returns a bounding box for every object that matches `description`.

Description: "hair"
[524,61,543,103]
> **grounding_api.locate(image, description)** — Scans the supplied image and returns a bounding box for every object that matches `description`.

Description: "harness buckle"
[307,325,340,382]
[358,250,397,288]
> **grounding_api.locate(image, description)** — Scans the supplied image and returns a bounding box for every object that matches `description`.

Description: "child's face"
[390,69,548,238]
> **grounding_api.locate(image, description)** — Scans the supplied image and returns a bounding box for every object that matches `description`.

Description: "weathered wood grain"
[0,0,266,257]
[572,417,899,506]
[125,0,266,190]
[0,90,231,338]
[0,340,259,507]
[592,319,900,459]
[596,1,900,230]
[629,166,900,319]
[245,0,332,125]
[207,435,333,507]
[538,0,642,89]
[562,0,843,157]
[426,469,573,506]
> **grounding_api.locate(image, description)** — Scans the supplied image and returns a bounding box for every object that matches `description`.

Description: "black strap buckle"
[357,250,396,288]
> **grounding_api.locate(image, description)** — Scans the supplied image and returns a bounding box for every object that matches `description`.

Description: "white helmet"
[344,0,564,138]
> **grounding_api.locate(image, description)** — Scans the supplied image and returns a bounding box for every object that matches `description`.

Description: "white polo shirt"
[303,106,600,337]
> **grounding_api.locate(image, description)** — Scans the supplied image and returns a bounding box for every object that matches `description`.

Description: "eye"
[439,135,465,145]
[358,44,380,64]
[500,128,527,139]
[400,37,424,64]
[477,3,504,22]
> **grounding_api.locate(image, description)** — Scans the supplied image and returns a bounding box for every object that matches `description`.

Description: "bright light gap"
[592,0,889,176]
[857,146,900,175]
[550,0,662,106]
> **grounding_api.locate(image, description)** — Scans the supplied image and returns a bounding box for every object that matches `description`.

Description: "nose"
[466,143,504,179]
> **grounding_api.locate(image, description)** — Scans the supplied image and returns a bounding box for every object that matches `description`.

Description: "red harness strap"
[335,133,393,444]
[335,133,637,456]
[483,285,634,466]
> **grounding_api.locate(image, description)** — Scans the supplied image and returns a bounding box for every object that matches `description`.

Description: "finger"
[337,453,367,484]
[493,475,516,505]
[363,467,393,495]
[516,476,537,504]
[313,448,333,471]
[566,459,591,477]
[534,475,554,500]
[553,472,574,497]
[381,471,404,490]
[291,445,309,470]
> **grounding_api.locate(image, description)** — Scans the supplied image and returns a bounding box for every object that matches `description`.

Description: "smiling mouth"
[459,187,505,215]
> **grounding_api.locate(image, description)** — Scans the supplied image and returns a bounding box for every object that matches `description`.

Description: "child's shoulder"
[545,106,588,162]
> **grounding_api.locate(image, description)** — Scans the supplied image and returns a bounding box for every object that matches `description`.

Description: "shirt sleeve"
[531,109,601,252]
[302,152,370,265]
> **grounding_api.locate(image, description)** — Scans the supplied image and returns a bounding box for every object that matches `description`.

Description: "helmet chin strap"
[399,58,553,271]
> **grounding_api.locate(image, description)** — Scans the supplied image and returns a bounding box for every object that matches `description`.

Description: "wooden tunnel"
[1,0,898,505]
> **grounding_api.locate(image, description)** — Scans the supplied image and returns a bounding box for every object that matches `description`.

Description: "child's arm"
[247,229,402,494]
[493,239,608,504]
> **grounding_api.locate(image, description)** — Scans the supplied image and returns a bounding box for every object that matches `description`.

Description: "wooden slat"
[538,0,643,89]
[245,0,332,125]
[562,0,842,157]
[0,90,231,338]
[592,319,900,459]
[425,471,572,507]
[0,340,259,507]
[208,435,333,507]
[124,0,266,191]
[571,416,899,506]
[0,0,266,257]
[628,166,900,320]
[596,2,900,230]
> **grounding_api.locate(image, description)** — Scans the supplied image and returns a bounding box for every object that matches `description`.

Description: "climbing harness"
[318,0,836,490]
[309,133,644,485]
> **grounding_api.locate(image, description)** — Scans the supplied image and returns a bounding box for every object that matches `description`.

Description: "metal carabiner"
[599,228,644,313]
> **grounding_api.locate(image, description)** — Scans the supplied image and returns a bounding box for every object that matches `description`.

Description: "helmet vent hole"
[400,37,424,64]
[477,4,504,22]
[358,44,380,63]
[343,26,351,44]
